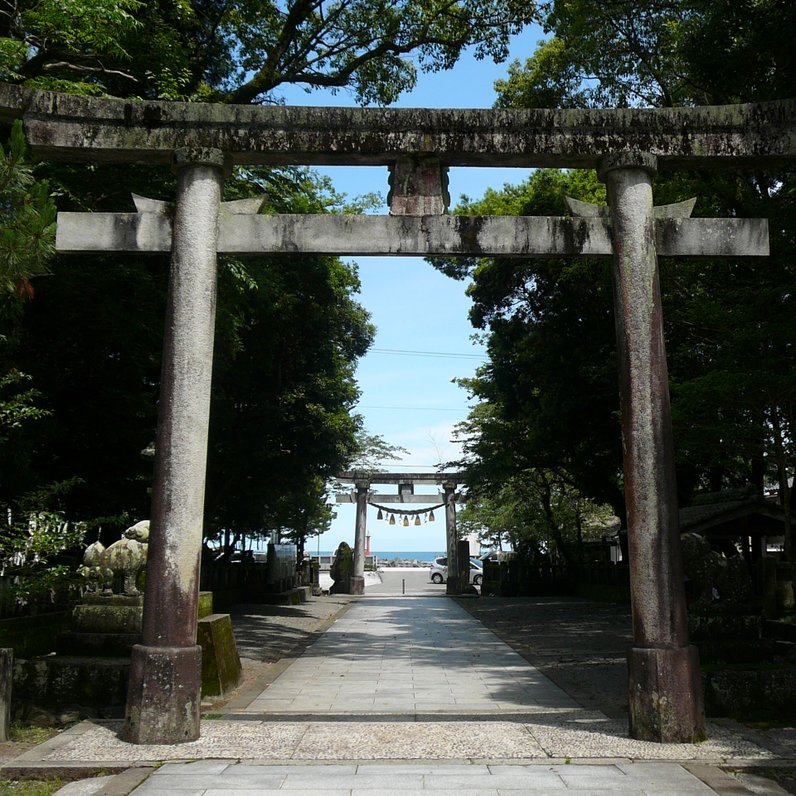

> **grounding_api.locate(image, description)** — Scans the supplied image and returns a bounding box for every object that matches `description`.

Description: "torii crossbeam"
[335,472,466,596]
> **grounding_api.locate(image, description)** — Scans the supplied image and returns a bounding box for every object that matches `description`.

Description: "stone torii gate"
[1,84,793,746]
[335,471,466,595]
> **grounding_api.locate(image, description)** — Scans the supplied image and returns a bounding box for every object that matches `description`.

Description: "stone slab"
[197,614,242,697]
[71,604,142,635]
[2,84,794,168]
[56,213,769,258]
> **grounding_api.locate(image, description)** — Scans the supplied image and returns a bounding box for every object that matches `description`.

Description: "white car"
[429,556,482,586]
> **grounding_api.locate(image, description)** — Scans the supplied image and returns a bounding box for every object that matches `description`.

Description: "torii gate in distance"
[2,82,793,747]
[335,471,467,595]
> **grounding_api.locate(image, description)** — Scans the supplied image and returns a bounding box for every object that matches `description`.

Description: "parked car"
[429,556,482,586]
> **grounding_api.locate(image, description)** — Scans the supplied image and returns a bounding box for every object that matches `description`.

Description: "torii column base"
[122,644,202,744]
[445,577,463,596]
[628,645,705,743]
[349,575,365,595]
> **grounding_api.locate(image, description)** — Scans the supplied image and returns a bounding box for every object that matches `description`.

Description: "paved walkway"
[239,597,579,716]
[17,595,793,794]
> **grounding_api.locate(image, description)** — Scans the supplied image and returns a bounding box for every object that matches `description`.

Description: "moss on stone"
[197,614,242,697]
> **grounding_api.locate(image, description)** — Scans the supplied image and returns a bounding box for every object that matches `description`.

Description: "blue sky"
[277,25,544,553]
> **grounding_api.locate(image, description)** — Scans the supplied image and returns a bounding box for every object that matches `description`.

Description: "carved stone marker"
[329,542,354,595]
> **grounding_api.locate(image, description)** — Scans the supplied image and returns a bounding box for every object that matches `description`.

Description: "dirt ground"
[456,595,634,719]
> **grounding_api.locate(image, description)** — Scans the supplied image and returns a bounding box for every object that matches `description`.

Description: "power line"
[365,463,446,468]
[370,347,487,361]
[360,404,464,411]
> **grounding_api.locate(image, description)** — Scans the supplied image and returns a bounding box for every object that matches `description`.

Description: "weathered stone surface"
[388,156,449,214]
[628,645,705,742]
[104,521,149,596]
[703,665,796,717]
[79,521,149,596]
[198,590,214,619]
[565,195,697,219]
[602,155,704,742]
[1,83,793,168]
[444,483,461,596]
[56,212,770,258]
[122,644,202,743]
[352,485,368,596]
[14,656,130,720]
[71,603,143,635]
[196,614,242,697]
[330,542,353,595]
[124,153,225,745]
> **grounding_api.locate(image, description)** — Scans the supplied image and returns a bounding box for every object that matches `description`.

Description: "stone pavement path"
[238,596,579,716]
[127,760,736,795]
[30,594,793,795]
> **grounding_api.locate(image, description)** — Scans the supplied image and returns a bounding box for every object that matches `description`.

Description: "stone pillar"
[600,152,705,743]
[123,147,227,744]
[351,483,368,595]
[457,539,471,587]
[444,483,461,595]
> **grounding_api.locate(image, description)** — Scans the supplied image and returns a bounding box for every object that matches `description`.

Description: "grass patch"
[0,779,65,795]
[9,724,59,745]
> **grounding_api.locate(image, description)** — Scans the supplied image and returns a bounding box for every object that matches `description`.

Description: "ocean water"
[373,550,442,563]
[317,550,441,563]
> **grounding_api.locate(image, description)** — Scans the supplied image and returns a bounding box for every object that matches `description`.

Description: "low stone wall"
[13,592,241,723]
[704,665,796,718]
[13,656,130,722]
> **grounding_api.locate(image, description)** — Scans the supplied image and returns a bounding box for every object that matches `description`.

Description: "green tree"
[346,431,409,472]
[0,0,545,551]
[9,159,377,546]
[205,252,374,539]
[459,470,614,565]
[0,120,55,304]
[496,0,795,109]
[447,0,796,561]
[0,0,144,91]
[2,0,539,104]
[438,169,625,518]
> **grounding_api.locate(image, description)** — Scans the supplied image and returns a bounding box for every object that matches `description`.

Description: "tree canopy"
[1,0,545,553]
[442,0,796,558]
[1,0,538,103]
[495,0,796,109]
